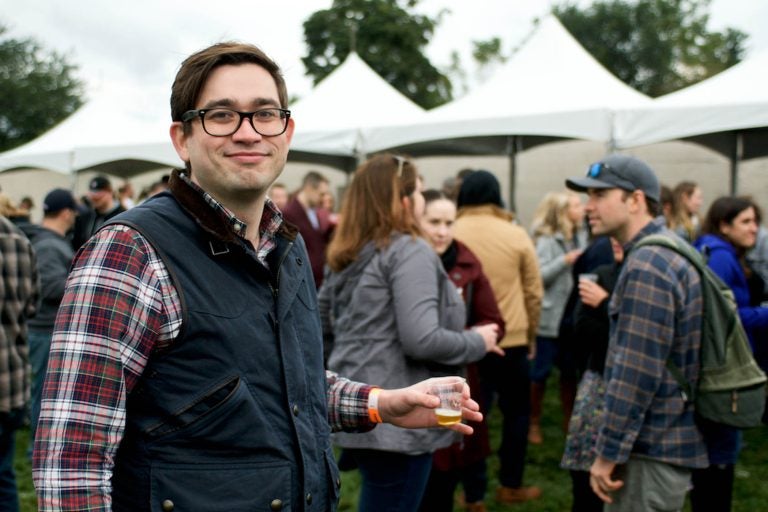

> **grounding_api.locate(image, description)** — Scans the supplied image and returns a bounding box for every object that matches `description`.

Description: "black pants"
[569,470,603,512]
[691,464,734,512]
[478,346,530,488]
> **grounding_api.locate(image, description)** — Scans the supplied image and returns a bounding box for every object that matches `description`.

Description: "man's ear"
[170,122,190,163]
[629,190,648,214]
[283,116,295,145]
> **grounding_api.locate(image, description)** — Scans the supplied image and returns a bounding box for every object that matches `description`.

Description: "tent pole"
[730,132,743,196]
[68,150,78,191]
[506,136,518,213]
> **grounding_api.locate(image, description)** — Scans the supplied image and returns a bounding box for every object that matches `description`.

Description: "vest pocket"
[150,460,291,511]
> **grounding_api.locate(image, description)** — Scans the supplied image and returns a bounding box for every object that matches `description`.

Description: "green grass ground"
[13,378,768,511]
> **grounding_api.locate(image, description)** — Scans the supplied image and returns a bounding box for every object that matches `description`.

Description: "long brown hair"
[326,153,421,272]
[670,181,699,239]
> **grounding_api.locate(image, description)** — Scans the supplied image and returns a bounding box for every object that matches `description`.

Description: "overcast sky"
[2,0,766,109]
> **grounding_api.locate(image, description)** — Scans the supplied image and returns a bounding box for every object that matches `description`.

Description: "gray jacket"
[21,225,73,331]
[534,231,584,337]
[320,233,485,454]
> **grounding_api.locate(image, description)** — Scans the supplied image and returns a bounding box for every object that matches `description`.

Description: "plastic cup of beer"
[429,376,466,426]
[579,273,599,283]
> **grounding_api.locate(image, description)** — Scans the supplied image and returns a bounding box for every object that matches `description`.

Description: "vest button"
[270,498,283,510]
[306,493,312,504]
[161,499,174,511]
[296,257,303,266]
[292,404,299,416]
[336,477,341,488]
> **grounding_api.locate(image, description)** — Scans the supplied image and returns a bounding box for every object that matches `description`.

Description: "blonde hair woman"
[528,191,587,445]
[670,181,703,242]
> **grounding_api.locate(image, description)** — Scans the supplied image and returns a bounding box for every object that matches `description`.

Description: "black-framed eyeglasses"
[181,107,291,137]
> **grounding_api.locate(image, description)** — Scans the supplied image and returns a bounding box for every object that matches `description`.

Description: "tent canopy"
[614,49,768,157]
[0,52,427,176]
[361,15,652,155]
[0,83,181,175]
[289,51,425,169]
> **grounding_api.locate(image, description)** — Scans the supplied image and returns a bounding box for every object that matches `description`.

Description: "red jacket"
[282,197,334,288]
[433,240,505,470]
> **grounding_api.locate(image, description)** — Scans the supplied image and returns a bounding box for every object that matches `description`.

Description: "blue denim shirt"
[596,217,708,468]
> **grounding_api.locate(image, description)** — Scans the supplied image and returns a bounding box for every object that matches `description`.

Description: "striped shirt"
[32,174,373,511]
[0,215,38,413]
[596,217,708,468]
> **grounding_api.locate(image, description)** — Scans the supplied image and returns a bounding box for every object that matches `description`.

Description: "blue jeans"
[0,409,25,512]
[28,330,53,445]
[530,335,579,383]
[346,449,432,512]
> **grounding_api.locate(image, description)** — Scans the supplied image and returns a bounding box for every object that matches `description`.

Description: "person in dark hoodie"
[22,189,78,445]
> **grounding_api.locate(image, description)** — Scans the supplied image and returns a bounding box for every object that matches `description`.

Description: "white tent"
[0,52,426,176]
[0,83,181,177]
[361,15,652,156]
[615,49,768,149]
[289,51,425,170]
[614,49,768,192]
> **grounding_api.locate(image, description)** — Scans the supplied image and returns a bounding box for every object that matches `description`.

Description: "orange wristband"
[368,387,383,423]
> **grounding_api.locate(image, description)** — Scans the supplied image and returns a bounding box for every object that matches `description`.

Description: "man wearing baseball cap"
[22,189,80,450]
[565,155,706,510]
[71,175,126,250]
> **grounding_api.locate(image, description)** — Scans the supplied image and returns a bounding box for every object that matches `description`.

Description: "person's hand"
[589,456,623,503]
[472,323,504,356]
[527,341,536,361]
[565,248,584,265]
[376,377,482,435]
[579,279,609,308]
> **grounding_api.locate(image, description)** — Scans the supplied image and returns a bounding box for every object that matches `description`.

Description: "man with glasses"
[33,42,481,512]
[565,154,707,511]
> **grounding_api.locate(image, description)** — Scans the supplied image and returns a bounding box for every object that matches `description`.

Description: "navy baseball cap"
[89,175,112,192]
[565,154,660,203]
[43,188,78,213]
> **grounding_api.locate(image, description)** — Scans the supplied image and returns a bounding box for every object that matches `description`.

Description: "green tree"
[471,36,508,84]
[302,0,452,109]
[0,25,84,152]
[554,0,748,97]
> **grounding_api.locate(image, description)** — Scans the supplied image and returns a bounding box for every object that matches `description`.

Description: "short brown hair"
[326,153,420,272]
[171,42,288,129]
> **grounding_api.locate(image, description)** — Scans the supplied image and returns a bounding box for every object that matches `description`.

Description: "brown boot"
[465,502,487,512]
[528,382,545,444]
[496,485,542,504]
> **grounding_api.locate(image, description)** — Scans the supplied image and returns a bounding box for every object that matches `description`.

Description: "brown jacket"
[453,205,543,349]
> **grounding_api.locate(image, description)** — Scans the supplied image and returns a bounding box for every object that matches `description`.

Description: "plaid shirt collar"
[177,171,284,265]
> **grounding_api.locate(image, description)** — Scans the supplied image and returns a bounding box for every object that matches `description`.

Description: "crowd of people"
[0,41,766,512]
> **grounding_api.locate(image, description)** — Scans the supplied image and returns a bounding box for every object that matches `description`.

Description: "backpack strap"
[665,359,694,402]
[633,233,700,403]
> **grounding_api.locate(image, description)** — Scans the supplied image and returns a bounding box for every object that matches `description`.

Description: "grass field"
[13,377,768,511]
